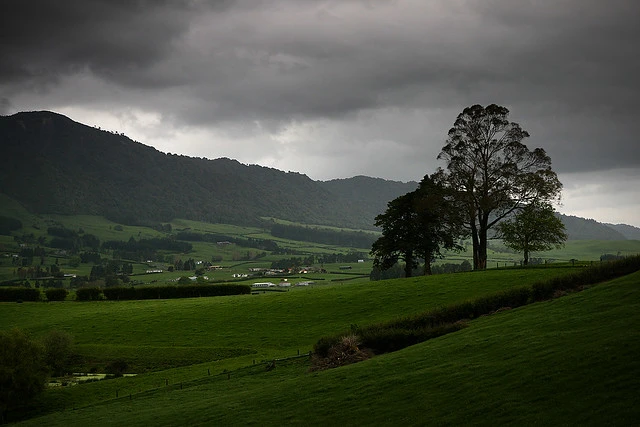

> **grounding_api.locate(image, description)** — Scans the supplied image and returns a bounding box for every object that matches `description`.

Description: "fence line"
[103,350,313,403]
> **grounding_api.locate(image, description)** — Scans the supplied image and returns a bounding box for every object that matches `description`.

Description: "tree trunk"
[470,221,479,270]
[404,251,413,278]
[423,261,432,275]
[477,213,489,270]
[523,249,529,266]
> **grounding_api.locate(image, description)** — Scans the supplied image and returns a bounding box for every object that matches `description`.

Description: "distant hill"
[557,214,628,241]
[1,110,636,240]
[318,176,418,224]
[0,111,406,230]
[605,223,640,240]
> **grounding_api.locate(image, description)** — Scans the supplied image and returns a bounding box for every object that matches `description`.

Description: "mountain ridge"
[1,110,637,240]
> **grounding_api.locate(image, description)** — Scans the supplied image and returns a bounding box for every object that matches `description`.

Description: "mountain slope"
[605,223,640,240]
[318,175,418,223]
[558,214,628,240]
[0,111,382,229]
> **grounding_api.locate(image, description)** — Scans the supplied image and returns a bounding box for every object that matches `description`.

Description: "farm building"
[252,282,276,288]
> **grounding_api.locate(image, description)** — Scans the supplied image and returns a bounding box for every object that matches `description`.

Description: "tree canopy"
[496,202,568,266]
[370,174,465,277]
[438,104,562,270]
[0,329,49,422]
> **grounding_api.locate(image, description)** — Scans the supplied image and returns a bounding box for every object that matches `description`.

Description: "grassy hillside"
[8,269,640,425]
[0,268,578,371]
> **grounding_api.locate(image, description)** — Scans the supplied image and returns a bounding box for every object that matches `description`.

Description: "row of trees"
[270,224,376,249]
[372,104,567,275]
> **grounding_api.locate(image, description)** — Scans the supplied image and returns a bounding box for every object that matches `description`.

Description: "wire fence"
[107,350,313,402]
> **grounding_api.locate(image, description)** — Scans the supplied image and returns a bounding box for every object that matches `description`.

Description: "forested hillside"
[0,111,399,229]
[559,214,627,240]
[605,223,640,240]
[318,176,418,226]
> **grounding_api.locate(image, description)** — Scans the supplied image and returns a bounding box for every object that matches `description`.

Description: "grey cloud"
[1,0,224,88]
[2,0,639,180]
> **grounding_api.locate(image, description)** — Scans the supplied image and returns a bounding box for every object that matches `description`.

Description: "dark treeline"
[77,284,251,301]
[270,224,377,249]
[175,231,279,252]
[102,237,192,261]
[44,226,101,252]
[270,256,316,270]
[102,237,192,252]
[271,251,366,270]
[370,260,472,281]
[0,216,23,235]
[89,260,134,281]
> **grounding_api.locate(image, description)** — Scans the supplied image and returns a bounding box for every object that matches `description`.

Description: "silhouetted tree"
[496,202,567,266]
[371,174,465,277]
[438,104,562,269]
[0,329,48,422]
[42,330,74,377]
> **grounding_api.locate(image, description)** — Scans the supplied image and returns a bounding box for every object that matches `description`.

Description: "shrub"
[42,330,74,377]
[45,288,68,302]
[75,287,103,301]
[0,329,49,419]
[0,287,41,302]
[310,335,373,371]
[103,287,137,301]
[105,359,128,377]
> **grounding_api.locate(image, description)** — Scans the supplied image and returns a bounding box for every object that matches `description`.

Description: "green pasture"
[1,268,579,371]
[260,216,380,234]
[10,268,640,425]
[3,206,639,287]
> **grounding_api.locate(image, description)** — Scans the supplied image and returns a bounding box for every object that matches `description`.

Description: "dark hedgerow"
[102,286,137,301]
[100,284,251,301]
[313,255,640,367]
[0,287,41,302]
[359,323,467,355]
[45,288,68,302]
[75,287,103,301]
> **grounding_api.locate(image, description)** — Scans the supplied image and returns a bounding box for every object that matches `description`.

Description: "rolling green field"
[1,268,578,372]
[4,268,639,425]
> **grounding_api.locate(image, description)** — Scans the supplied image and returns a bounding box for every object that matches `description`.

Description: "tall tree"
[0,329,49,423]
[371,192,418,278]
[496,202,568,266]
[438,104,562,270]
[411,174,466,274]
[370,174,465,277]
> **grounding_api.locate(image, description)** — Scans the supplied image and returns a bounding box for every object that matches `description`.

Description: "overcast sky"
[2,0,639,227]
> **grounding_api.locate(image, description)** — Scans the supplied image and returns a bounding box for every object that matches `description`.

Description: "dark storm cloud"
[1,0,232,88]
[2,0,639,176]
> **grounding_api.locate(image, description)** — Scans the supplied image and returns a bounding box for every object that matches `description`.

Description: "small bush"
[45,288,68,302]
[42,330,74,377]
[0,329,49,415]
[75,287,103,301]
[105,359,128,377]
[310,334,373,371]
